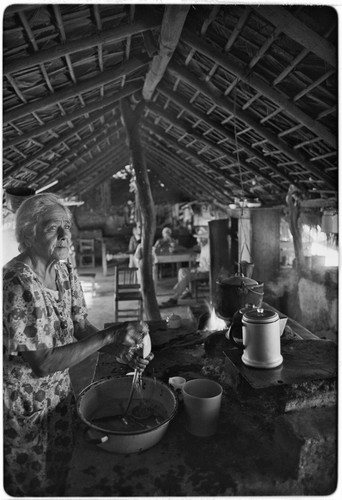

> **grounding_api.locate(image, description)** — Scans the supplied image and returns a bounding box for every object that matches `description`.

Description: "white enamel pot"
[77,376,178,454]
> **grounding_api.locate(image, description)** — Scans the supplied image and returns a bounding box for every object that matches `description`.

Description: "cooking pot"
[77,376,178,454]
[216,273,264,319]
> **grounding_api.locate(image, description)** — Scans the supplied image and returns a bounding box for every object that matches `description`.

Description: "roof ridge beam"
[142,5,189,100]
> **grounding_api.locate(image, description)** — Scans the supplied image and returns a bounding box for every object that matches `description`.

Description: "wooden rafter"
[6,112,121,177]
[182,29,337,149]
[143,133,230,204]
[4,83,141,150]
[167,61,336,190]
[55,141,128,193]
[3,17,160,76]
[141,120,255,197]
[146,100,289,191]
[142,5,189,101]
[254,6,337,68]
[4,57,149,125]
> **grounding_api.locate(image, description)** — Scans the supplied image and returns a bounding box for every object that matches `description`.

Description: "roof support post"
[120,97,161,321]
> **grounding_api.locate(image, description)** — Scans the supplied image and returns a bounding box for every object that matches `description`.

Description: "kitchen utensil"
[216,273,264,319]
[120,329,152,422]
[77,376,178,453]
[229,308,282,369]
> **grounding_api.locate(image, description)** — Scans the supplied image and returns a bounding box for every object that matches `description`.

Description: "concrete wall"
[265,267,338,337]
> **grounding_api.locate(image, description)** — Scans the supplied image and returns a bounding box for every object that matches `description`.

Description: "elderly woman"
[3,193,153,496]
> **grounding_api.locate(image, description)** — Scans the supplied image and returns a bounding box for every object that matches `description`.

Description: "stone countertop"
[65,320,337,497]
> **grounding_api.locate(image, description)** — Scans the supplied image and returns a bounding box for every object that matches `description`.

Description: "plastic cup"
[182,378,223,437]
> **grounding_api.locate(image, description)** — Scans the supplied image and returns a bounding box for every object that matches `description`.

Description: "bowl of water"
[77,376,178,454]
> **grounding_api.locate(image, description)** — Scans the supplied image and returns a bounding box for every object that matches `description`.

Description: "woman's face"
[32,206,72,262]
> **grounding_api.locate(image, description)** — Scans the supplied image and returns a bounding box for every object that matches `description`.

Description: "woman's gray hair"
[15,192,72,252]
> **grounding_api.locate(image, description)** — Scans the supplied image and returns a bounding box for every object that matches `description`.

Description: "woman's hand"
[123,351,154,371]
[104,321,153,370]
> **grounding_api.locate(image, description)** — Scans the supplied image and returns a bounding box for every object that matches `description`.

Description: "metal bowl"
[77,376,178,454]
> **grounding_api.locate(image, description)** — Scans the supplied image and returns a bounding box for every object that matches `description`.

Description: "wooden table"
[154,251,197,280]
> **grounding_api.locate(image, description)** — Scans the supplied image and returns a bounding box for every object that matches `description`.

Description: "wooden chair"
[190,275,210,300]
[113,266,143,322]
[189,259,210,301]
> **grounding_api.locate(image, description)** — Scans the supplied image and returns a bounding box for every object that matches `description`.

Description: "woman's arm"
[20,323,142,377]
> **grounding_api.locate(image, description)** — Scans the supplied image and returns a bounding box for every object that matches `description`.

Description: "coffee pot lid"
[243,308,279,323]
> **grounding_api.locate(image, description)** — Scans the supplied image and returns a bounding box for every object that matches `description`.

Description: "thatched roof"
[2,3,338,208]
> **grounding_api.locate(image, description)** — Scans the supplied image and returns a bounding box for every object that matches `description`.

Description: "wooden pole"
[142,5,189,101]
[286,185,305,271]
[120,98,161,321]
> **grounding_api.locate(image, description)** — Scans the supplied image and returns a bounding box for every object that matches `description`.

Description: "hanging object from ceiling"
[321,208,338,233]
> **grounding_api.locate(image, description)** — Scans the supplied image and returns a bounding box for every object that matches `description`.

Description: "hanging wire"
[233,89,245,214]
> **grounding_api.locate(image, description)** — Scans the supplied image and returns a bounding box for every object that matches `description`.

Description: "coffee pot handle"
[227,324,245,349]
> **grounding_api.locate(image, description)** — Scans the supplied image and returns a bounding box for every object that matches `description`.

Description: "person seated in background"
[159,227,210,307]
[128,223,141,267]
[153,227,177,255]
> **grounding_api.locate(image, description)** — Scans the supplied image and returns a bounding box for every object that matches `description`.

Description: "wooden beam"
[4,83,141,149]
[141,121,256,199]
[158,83,295,189]
[4,57,149,125]
[286,184,305,271]
[55,141,127,193]
[68,148,129,197]
[167,61,336,190]
[181,29,336,149]
[142,5,189,101]
[146,101,288,192]
[142,133,230,204]
[29,125,125,186]
[254,6,337,68]
[7,112,121,177]
[120,98,161,321]
[158,84,293,188]
[4,17,160,76]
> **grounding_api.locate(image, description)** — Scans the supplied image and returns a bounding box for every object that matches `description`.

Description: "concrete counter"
[66,320,337,496]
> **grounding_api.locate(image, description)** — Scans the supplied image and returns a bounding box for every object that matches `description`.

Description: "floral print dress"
[3,260,88,496]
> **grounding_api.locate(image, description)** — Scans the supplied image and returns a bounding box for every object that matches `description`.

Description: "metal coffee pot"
[229,308,283,369]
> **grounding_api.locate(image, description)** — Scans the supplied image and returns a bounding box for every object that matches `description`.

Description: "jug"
[229,308,283,369]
